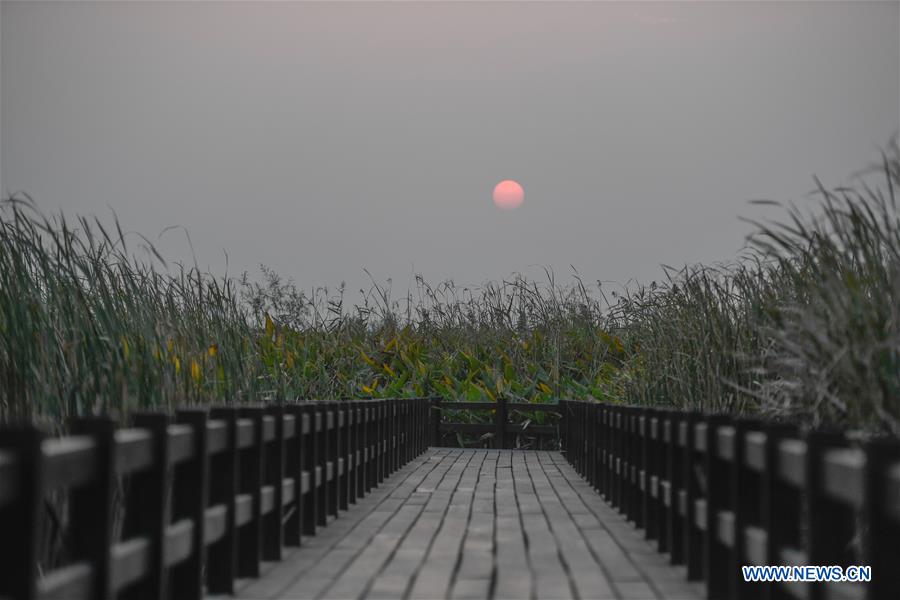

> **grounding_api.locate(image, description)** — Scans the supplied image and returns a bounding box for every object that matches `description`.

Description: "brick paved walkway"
[226,449,704,600]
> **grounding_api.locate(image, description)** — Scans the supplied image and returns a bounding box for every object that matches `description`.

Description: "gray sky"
[2,1,898,298]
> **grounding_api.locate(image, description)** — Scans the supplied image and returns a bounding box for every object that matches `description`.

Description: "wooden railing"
[0,398,431,600]
[560,400,900,600]
[430,397,560,449]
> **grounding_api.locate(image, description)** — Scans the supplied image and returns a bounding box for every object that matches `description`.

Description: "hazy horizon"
[2,1,898,299]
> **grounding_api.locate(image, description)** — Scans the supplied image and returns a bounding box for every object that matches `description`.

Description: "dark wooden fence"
[560,400,900,600]
[0,398,431,600]
[429,397,559,449]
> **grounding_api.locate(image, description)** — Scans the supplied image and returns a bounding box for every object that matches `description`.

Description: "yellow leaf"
[265,312,275,339]
[383,363,396,378]
[286,351,295,369]
[538,382,552,394]
[120,336,130,359]
[207,344,218,358]
[385,336,397,351]
[167,339,174,354]
[360,350,376,367]
[191,360,201,383]
[481,384,496,402]
[174,356,181,374]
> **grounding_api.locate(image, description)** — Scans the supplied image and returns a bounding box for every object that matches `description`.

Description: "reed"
[2,141,898,436]
[608,140,900,435]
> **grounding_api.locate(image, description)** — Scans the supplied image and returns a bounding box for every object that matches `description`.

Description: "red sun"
[493,179,524,210]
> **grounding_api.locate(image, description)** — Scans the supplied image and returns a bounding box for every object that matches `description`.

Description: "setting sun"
[493,179,524,210]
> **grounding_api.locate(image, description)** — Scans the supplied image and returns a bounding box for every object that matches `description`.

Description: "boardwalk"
[226,449,704,600]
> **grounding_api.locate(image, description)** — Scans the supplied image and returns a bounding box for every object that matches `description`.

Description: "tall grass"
[0,198,261,426]
[608,140,900,435]
[3,141,899,436]
[0,199,619,425]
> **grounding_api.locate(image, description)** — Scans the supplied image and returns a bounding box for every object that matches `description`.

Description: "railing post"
[314,403,328,527]
[760,422,798,600]
[704,414,730,600]
[325,402,339,519]
[636,407,648,531]
[173,408,210,600]
[412,399,419,456]
[667,410,684,565]
[411,399,417,458]
[338,402,350,511]
[0,425,45,600]
[126,412,171,599]
[367,402,377,491]
[418,398,425,454]
[619,404,627,511]
[358,403,368,497]
[574,400,580,465]
[395,399,402,468]
[571,402,578,470]
[237,406,264,578]
[263,404,284,561]
[495,396,507,450]
[298,403,318,536]
[389,399,397,472]
[730,417,761,600]
[403,400,408,461]
[587,403,593,477]
[382,400,390,473]
[407,400,413,459]
[347,403,358,503]
[407,400,414,457]
[377,400,386,484]
[657,410,673,556]
[863,438,900,600]
[613,405,623,511]
[601,406,610,500]
[284,403,304,546]
[632,407,643,525]
[570,401,577,468]
[362,404,372,494]
[590,404,599,490]
[397,400,404,463]
[583,402,590,475]
[643,408,657,541]
[626,407,637,522]
[579,402,586,474]
[208,407,238,594]
[69,417,117,600]
[585,402,591,474]
[805,430,849,600]
[683,411,703,581]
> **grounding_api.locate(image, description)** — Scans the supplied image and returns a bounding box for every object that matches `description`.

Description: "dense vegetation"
[2,142,898,435]
[611,142,900,435]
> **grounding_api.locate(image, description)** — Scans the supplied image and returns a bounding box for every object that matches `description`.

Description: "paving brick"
[233,448,704,600]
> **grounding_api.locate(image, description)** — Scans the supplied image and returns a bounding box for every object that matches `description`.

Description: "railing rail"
[559,400,900,600]
[0,397,433,600]
[428,396,560,449]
